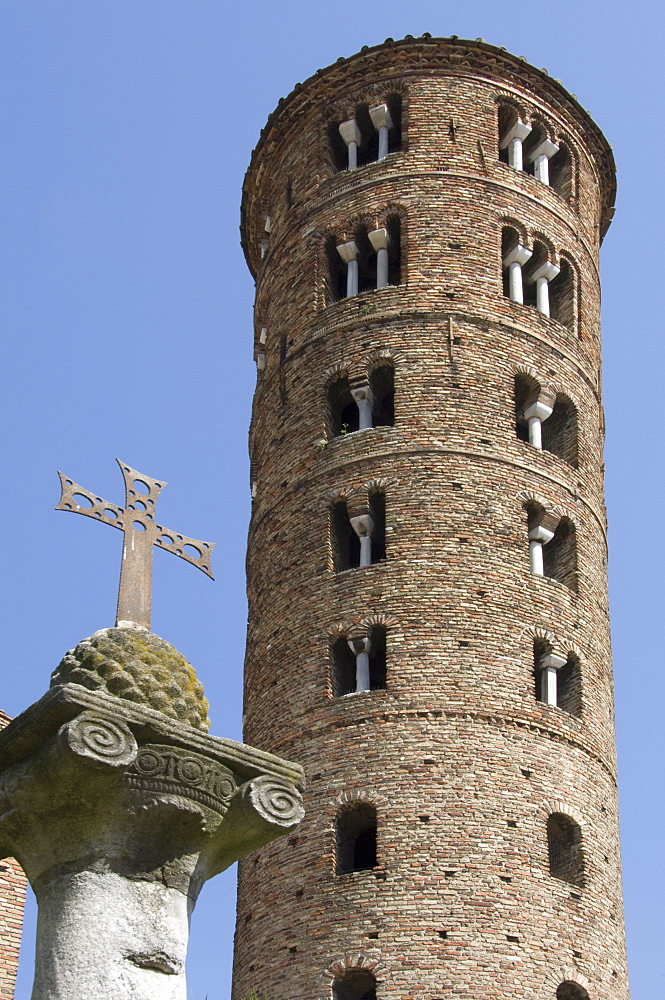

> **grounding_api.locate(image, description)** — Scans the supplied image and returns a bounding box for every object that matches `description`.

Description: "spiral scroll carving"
[243,775,305,829]
[60,711,138,768]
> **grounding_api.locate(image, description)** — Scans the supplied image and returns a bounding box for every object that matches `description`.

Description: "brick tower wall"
[0,711,26,999]
[233,36,627,1000]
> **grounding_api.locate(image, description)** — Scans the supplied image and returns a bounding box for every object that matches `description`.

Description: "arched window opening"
[533,641,581,716]
[331,636,358,697]
[333,969,378,1000]
[368,492,386,564]
[369,362,395,427]
[543,517,578,592]
[514,373,540,443]
[541,393,578,467]
[498,104,517,164]
[327,236,349,302]
[556,983,589,1000]
[385,215,401,286]
[549,259,575,331]
[385,93,403,153]
[331,500,360,572]
[355,105,380,167]
[329,120,350,172]
[355,226,377,294]
[557,653,582,717]
[547,813,584,886]
[336,804,377,875]
[549,143,572,201]
[328,375,359,437]
[523,123,546,174]
[331,626,387,696]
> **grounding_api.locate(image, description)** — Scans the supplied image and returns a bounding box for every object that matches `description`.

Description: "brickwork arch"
[544,967,591,995]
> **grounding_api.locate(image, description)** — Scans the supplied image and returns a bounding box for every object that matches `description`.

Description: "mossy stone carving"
[51,627,210,732]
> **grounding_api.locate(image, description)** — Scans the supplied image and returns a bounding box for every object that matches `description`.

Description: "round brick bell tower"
[233,35,628,1000]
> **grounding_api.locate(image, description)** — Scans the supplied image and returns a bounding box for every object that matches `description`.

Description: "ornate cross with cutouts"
[56,459,215,630]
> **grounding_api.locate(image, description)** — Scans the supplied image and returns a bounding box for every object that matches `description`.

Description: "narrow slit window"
[370,362,395,427]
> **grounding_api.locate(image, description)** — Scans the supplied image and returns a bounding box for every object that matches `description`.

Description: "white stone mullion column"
[348,636,372,692]
[528,262,560,318]
[523,401,553,449]
[369,104,394,161]
[502,245,532,304]
[499,119,532,171]
[527,138,560,185]
[349,513,375,568]
[539,651,567,706]
[336,241,359,297]
[351,385,375,430]
[338,119,361,171]
[368,228,390,289]
[528,525,555,576]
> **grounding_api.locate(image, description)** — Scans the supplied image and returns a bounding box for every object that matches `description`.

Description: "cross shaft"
[56,459,214,629]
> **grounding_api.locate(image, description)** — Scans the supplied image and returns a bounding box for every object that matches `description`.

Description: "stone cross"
[56,459,214,630]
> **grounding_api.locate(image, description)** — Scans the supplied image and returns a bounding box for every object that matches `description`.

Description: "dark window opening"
[368,625,387,689]
[523,123,547,177]
[557,654,582,717]
[328,375,358,437]
[355,104,379,167]
[385,93,403,153]
[543,517,578,592]
[328,120,350,172]
[331,636,358,697]
[336,804,377,874]
[386,215,402,286]
[370,363,395,427]
[514,372,540,441]
[549,259,575,331]
[547,814,584,886]
[326,235,349,303]
[523,240,548,308]
[333,969,378,1000]
[533,637,551,703]
[501,226,520,297]
[556,983,589,1000]
[497,103,518,163]
[541,393,578,466]
[331,500,360,572]
[549,143,572,201]
[368,493,386,564]
[355,225,377,293]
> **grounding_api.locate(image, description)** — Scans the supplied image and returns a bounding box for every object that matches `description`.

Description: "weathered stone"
[0,650,304,1000]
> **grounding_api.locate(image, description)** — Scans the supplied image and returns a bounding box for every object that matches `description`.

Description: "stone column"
[347,636,371,693]
[499,119,532,171]
[349,513,374,568]
[336,240,359,297]
[502,245,532,303]
[523,400,554,449]
[539,651,568,706]
[350,384,375,430]
[368,227,390,289]
[527,137,560,185]
[528,261,560,317]
[369,103,393,161]
[0,629,304,1000]
[338,119,361,170]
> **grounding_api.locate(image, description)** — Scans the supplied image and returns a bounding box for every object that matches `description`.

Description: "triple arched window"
[328,216,402,301]
[498,102,573,202]
[502,226,577,332]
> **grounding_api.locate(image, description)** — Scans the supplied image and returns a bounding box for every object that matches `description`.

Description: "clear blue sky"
[1,2,662,998]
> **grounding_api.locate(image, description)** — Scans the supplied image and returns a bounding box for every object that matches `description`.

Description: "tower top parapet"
[240,33,616,276]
